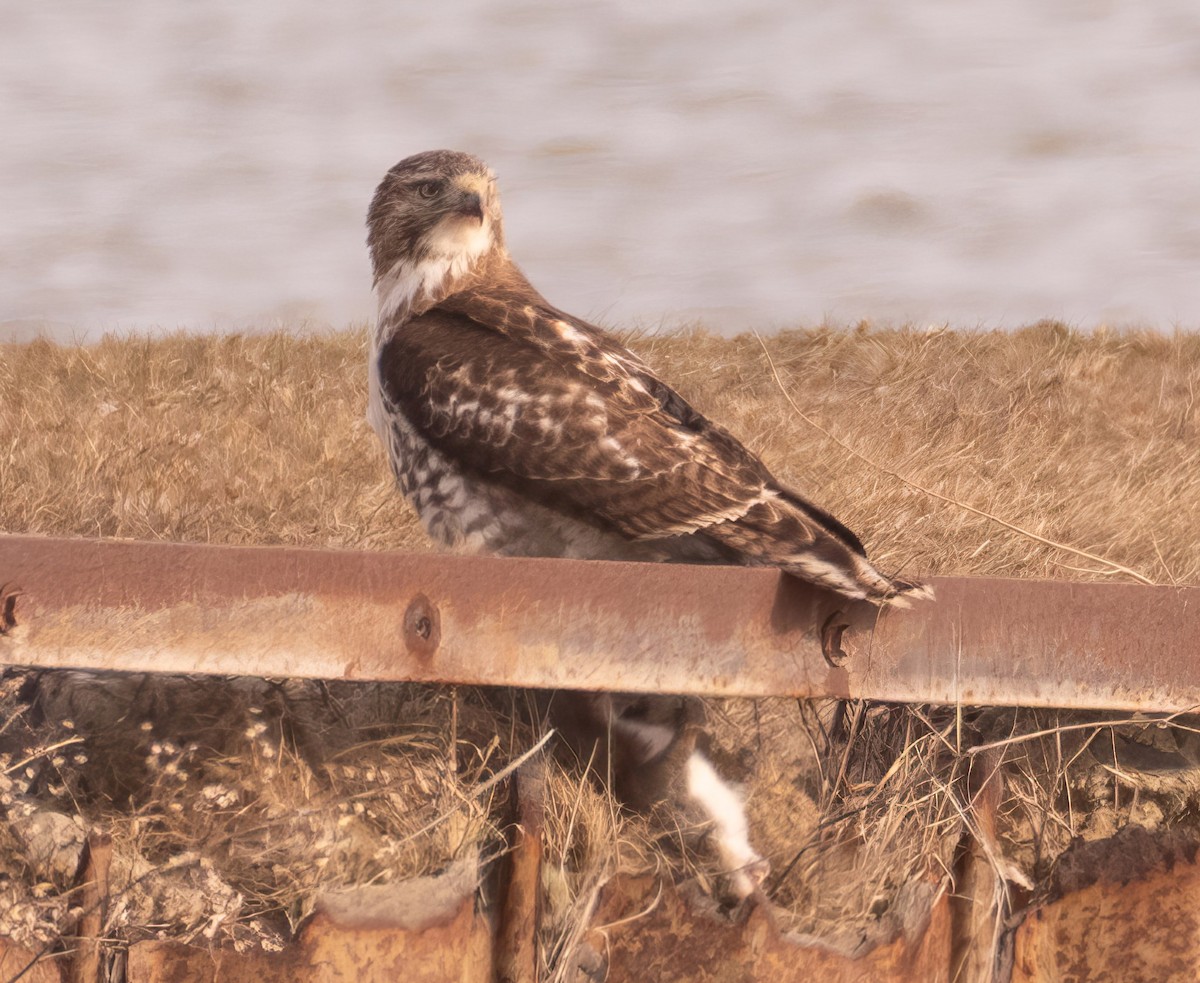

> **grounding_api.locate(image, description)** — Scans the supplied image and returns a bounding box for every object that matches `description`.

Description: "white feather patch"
[685,751,767,899]
[372,215,494,337]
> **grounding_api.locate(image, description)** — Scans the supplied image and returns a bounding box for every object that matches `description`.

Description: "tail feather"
[703,489,934,606]
[783,549,934,606]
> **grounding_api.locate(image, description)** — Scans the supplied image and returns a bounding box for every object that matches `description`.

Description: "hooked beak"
[455,191,484,222]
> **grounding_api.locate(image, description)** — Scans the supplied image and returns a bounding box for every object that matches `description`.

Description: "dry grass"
[0,330,424,553]
[2,322,1199,968]
[2,322,1197,582]
[635,322,1199,586]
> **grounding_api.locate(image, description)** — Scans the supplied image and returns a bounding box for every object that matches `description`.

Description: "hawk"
[366,149,930,606]
[365,150,930,898]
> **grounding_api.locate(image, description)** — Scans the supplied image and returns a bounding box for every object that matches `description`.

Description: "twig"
[966,709,1199,755]
[4,737,85,775]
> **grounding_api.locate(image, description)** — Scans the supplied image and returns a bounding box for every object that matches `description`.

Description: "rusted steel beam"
[1,534,1197,711]
[495,760,546,983]
[71,833,113,983]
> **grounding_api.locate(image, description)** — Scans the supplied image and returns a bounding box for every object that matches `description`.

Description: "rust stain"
[3,534,1200,710]
[0,938,62,983]
[125,862,490,983]
[1012,829,1200,983]
[824,666,852,699]
[588,874,952,983]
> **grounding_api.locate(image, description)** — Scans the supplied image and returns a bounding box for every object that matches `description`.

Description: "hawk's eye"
[416,181,441,200]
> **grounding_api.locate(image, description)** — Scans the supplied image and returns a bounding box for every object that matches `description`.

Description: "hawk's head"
[367,150,503,322]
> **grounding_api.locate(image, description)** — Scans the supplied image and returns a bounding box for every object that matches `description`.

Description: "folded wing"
[378,290,927,604]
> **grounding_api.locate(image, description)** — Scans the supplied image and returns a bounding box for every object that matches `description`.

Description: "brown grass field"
[1,323,1198,973]
[2,323,1197,583]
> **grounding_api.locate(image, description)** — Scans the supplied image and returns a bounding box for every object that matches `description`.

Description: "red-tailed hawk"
[366,149,930,606]
[365,150,931,899]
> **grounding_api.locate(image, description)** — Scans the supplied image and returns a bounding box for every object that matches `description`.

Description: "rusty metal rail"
[1,534,1197,711]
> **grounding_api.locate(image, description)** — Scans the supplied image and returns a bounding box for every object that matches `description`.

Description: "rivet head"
[0,587,19,637]
[403,594,440,659]
[821,612,849,668]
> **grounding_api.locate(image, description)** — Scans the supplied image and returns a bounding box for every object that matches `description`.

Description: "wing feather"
[376,275,929,604]
[378,299,772,540]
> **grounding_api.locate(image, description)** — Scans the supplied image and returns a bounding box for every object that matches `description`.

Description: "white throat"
[373,218,492,334]
[368,216,495,442]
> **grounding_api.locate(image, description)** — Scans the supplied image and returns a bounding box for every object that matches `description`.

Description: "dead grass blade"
[752,330,1156,586]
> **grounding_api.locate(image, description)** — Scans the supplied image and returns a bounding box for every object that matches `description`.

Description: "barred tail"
[703,486,935,606]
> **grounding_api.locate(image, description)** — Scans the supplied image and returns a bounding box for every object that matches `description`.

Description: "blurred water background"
[2,0,1199,341]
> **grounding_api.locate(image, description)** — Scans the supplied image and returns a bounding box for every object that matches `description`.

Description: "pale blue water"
[2,0,1199,340]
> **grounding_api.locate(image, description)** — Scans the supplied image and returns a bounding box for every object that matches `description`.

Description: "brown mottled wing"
[377,301,773,541]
